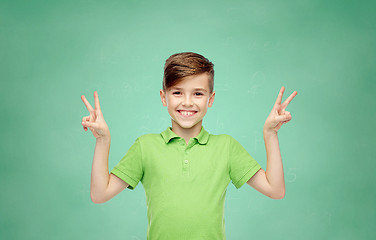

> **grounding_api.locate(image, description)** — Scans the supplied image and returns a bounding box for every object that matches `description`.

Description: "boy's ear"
[160,89,167,106]
[208,91,215,107]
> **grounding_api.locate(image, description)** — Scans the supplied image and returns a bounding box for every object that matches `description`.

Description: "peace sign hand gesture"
[81,91,111,139]
[263,86,297,134]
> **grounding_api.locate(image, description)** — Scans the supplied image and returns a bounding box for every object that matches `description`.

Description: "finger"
[274,86,285,106]
[82,116,90,122]
[81,121,86,131]
[81,95,94,112]
[82,116,90,131]
[94,91,101,111]
[282,91,298,109]
[274,105,285,116]
[282,115,291,122]
[82,121,98,130]
[275,114,290,122]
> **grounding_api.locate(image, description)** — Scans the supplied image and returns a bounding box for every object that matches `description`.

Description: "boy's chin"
[171,119,202,129]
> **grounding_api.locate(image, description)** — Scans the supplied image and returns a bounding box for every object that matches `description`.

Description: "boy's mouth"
[177,110,198,117]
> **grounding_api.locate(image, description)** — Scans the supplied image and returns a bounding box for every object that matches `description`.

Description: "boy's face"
[160,73,215,131]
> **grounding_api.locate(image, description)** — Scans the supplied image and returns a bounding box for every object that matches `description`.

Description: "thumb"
[275,114,290,122]
[82,121,97,129]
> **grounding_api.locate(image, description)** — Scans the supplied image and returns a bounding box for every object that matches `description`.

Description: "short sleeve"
[228,135,262,189]
[110,138,143,190]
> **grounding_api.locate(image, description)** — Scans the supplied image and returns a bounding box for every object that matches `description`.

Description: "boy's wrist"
[263,128,277,136]
[96,136,111,144]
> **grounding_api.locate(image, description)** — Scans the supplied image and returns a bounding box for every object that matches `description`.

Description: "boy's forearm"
[263,130,285,198]
[90,136,111,202]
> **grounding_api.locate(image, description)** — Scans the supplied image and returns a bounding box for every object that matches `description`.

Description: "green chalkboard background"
[1,0,375,239]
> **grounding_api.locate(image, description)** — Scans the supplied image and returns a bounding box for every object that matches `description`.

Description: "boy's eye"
[172,91,203,96]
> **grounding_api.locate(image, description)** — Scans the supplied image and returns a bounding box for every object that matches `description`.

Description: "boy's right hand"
[81,91,111,140]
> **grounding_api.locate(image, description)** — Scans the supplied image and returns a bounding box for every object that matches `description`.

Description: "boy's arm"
[247,86,297,199]
[90,137,129,204]
[247,130,285,199]
[81,91,130,204]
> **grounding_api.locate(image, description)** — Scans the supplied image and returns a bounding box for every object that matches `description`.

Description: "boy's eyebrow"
[170,87,207,92]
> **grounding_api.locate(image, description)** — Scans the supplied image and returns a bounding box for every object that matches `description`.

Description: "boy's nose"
[182,96,193,106]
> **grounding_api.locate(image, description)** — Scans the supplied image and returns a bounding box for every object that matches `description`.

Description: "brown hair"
[163,52,214,94]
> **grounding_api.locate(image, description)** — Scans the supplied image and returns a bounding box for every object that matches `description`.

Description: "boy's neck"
[171,120,203,144]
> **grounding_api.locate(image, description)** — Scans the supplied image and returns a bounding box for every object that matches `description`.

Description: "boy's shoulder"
[136,133,161,142]
[208,133,237,144]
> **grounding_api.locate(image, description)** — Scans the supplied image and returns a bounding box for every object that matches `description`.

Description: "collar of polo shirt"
[160,126,209,145]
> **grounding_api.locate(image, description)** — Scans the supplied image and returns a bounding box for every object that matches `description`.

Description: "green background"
[1,0,375,239]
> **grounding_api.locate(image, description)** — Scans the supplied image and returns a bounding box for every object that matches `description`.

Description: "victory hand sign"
[81,91,111,139]
[263,86,297,134]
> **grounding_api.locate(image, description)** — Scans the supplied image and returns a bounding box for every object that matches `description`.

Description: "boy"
[81,52,297,239]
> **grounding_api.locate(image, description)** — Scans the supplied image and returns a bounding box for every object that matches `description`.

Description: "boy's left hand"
[263,86,297,134]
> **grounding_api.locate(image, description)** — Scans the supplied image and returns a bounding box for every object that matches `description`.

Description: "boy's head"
[160,52,216,131]
[162,52,214,94]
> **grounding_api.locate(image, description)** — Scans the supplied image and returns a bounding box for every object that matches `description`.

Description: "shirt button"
[184,160,189,164]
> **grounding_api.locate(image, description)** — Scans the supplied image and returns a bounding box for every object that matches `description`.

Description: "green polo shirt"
[110,126,262,240]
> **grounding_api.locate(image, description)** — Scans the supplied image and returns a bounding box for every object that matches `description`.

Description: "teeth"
[180,111,195,116]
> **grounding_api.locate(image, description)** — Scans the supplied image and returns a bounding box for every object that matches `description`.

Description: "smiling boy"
[81,52,297,239]
[160,72,214,144]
